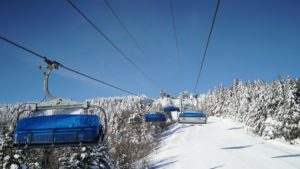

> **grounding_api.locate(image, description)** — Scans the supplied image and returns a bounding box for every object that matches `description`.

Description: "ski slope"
[149,116,300,169]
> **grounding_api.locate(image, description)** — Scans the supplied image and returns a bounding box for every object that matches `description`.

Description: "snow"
[149,116,300,169]
[13,154,20,159]
[9,164,18,169]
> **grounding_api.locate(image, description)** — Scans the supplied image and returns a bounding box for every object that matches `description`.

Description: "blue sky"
[1,0,299,104]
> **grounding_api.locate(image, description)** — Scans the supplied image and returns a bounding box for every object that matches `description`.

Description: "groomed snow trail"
[149,117,300,169]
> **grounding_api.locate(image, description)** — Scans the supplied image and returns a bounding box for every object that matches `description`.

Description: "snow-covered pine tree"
[199,76,300,142]
[280,77,300,141]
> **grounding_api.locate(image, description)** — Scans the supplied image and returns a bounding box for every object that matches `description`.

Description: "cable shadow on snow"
[178,124,196,129]
[221,145,252,150]
[154,124,195,152]
[206,121,216,124]
[158,131,184,143]
[272,153,300,158]
[149,156,177,169]
[160,127,182,138]
[149,160,177,169]
[210,164,225,169]
[227,126,244,130]
[159,124,194,139]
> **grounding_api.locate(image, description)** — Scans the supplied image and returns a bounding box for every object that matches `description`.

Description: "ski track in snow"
[149,116,300,169]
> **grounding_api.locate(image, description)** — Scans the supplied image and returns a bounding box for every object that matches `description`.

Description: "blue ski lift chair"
[163,106,180,112]
[144,112,167,122]
[13,99,108,148]
[14,114,101,147]
[13,59,108,148]
[178,112,208,124]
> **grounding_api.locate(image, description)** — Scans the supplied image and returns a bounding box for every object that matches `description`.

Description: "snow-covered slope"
[149,116,300,169]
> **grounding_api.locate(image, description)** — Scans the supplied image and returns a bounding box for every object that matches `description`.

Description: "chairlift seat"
[179,112,207,117]
[178,112,208,124]
[14,114,101,146]
[163,106,180,112]
[144,112,166,122]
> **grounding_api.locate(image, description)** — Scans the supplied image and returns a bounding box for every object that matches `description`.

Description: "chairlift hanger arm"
[43,57,60,69]
[43,62,56,100]
[38,56,64,100]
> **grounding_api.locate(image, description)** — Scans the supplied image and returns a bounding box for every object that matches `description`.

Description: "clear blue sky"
[1,0,299,104]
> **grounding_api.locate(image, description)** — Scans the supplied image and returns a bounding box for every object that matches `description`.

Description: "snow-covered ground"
[149,116,300,169]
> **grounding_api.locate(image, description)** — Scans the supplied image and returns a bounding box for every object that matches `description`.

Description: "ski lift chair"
[14,100,107,148]
[144,112,167,122]
[13,59,108,148]
[178,112,208,124]
[163,106,180,112]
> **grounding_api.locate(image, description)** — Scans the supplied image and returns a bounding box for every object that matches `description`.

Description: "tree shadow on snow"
[149,156,177,169]
[221,145,252,150]
[227,126,244,130]
[272,153,300,158]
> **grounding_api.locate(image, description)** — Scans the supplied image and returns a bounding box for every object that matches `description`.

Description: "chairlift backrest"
[163,106,180,112]
[178,112,207,118]
[144,112,166,122]
[178,112,208,124]
[13,101,108,148]
[14,114,102,146]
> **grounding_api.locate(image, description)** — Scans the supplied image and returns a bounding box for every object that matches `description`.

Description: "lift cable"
[0,35,138,96]
[169,0,180,67]
[103,0,146,56]
[67,0,162,90]
[193,0,220,93]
